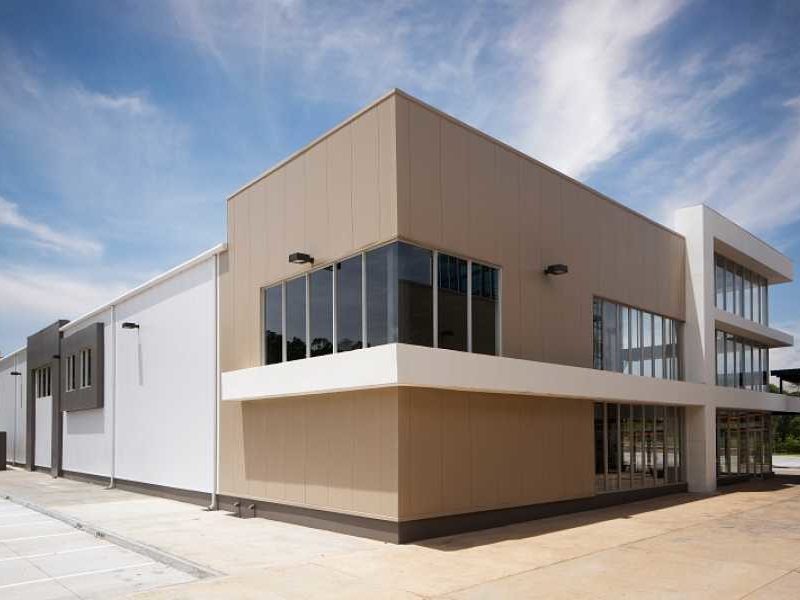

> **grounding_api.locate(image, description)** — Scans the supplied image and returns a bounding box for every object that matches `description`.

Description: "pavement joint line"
[0,560,156,591]
[1,531,82,542]
[1,493,224,581]
[0,519,54,527]
[0,544,114,562]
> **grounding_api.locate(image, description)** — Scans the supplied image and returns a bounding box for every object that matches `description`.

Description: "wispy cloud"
[0,196,102,257]
[0,46,194,226]
[503,0,685,178]
[0,267,131,354]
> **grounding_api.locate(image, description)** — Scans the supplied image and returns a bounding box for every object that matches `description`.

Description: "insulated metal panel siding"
[396,97,686,367]
[222,388,400,520]
[398,388,594,521]
[222,97,399,372]
[113,257,216,493]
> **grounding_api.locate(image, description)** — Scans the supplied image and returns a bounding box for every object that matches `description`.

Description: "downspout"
[208,252,220,510]
[107,304,117,489]
[13,354,17,465]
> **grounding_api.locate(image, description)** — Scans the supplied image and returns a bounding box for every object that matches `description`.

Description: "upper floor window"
[261,241,500,365]
[33,366,52,399]
[79,348,92,388]
[714,254,768,325]
[66,355,76,392]
[715,330,768,392]
[592,298,681,380]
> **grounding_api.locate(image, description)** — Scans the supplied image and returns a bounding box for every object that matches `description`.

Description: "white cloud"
[656,100,800,235]
[503,0,684,178]
[0,196,102,257]
[0,48,192,223]
[0,267,131,354]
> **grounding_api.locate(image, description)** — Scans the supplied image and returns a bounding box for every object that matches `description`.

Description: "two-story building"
[1,89,798,543]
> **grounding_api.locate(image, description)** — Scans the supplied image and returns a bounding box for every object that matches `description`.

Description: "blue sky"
[1,0,799,370]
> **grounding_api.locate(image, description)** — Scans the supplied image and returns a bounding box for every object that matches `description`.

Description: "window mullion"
[432,251,439,349]
[281,282,287,362]
[361,252,367,348]
[467,260,473,353]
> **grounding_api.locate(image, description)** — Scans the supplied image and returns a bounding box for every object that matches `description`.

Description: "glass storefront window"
[337,255,363,353]
[309,267,333,357]
[717,409,772,477]
[263,284,283,365]
[714,253,768,325]
[262,241,500,366]
[285,276,307,361]
[594,298,681,381]
[472,262,499,355]
[715,329,769,391]
[438,254,468,351]
[594,402,685,493]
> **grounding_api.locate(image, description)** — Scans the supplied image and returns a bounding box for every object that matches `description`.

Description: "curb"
[2,493,224,580]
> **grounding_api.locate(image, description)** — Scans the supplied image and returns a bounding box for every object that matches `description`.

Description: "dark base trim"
[398,483,688,543]
[217,495,399,543]
[61,470,211,507]
[718,471,775,487]
[220,483,689,544]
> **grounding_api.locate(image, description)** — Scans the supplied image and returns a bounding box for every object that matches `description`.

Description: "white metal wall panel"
[35,395,52,468]
[0,355,18,461]
[113,257,215,493]
[14,354,26,463]
[61,308,112,477]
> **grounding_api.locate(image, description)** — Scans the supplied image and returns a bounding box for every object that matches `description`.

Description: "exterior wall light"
[10,371,21,376]
[289,252,314,265]
[121,322,140,329]
[544,264,569,276]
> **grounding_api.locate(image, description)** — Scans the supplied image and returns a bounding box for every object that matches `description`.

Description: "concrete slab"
[5,467,800,599]
[0,493,197,599]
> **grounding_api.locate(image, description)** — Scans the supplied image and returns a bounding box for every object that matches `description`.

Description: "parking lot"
[0,498,194,599]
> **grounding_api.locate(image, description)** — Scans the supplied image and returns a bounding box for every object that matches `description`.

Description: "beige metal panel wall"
[221,96,399,372]
[395,94,685,368]
[398,388,594,521]
[219,388,400,520]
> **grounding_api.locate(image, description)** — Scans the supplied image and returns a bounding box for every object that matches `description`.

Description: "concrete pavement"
[2,467,800,598]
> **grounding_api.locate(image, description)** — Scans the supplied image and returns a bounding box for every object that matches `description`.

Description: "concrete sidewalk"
[3,468,800,598]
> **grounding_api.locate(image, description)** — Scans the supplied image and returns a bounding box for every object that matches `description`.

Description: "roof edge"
[61,243,227,333]
[391,89,683,241]
[226,88,400,201]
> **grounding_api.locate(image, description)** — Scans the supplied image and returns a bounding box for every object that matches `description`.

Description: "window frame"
[260,240,503,365]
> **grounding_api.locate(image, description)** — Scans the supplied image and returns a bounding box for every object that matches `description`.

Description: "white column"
[685,404,717,493]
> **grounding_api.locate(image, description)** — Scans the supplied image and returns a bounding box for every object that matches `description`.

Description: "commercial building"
[1,89,798,542]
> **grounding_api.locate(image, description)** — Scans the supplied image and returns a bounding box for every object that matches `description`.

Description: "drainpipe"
[107,304,117,489]
[13,354,18,465]
[208,252,220,510]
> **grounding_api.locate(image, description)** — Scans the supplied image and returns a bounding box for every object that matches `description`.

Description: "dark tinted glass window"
[337,255,363,352]
[438,254,467,351]
[264,284,283,364]
[471,262,498,355]
[397,243,433,346]
[285,276,306,361]
[366,244,397,347]
[309,267,333,357]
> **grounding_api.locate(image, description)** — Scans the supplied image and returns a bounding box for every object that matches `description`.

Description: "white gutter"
[61,244,227,334]
[107,304,116,489]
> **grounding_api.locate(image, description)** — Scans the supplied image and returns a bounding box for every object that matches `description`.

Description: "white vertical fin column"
[685,404,717,493]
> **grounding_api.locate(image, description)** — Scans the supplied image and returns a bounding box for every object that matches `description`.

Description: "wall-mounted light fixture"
[288,252,314,265]
[121,322,140,330]
[544,264,569,276]
[10,371,21,376]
